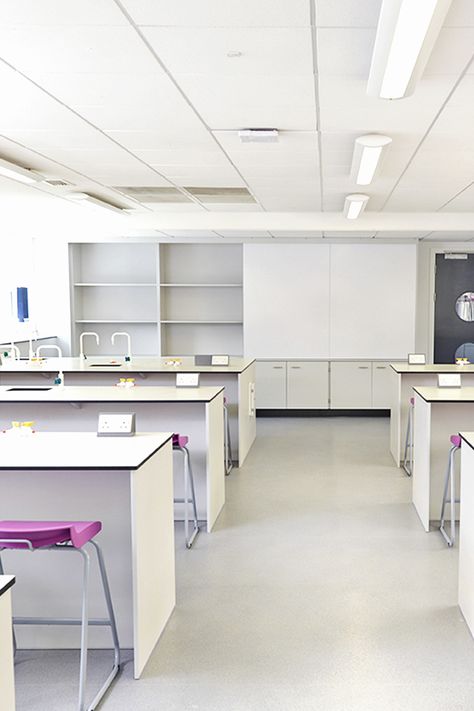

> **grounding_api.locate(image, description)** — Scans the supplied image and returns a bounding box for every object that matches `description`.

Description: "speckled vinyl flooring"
[14,417,474,711]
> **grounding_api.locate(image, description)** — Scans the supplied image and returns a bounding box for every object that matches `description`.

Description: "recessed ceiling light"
[367,0,453,99]
[227,50,243,58]
[351,135,392,185]
[238,129,279,143]
[67,192,128,215]
[0,156,44,184]
[344,194,370,220]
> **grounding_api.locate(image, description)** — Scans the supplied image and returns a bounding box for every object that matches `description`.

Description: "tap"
[36,345,63,358]
[79,332,99,360]
[111,331,132,362]
[6,344,20,360]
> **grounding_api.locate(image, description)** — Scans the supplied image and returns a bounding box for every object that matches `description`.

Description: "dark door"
[434,253,474,363]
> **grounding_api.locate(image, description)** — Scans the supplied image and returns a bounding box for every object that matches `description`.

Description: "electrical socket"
[97,412,136,437]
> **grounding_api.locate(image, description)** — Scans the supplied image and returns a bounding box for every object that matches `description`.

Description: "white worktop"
[391,363,474,374]
[460,432,474,450]
[414,387,474,403]
[0,356,254,374]
[0,384,224,403]
[0,432,173,469]
[0,575,15,597]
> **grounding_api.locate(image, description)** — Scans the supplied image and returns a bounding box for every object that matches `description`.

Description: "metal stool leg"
[174,446,200,549]
[403,401,414,476]
[78,547,90,711]
[224,403,233,475]
[439,444,460,547]
[88,541,121,710]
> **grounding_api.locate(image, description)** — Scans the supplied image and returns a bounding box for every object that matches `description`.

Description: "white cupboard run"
[256,361,393,410]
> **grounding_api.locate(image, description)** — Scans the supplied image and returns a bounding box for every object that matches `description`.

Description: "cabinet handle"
[290,366,301,369]
[358,366,369,369]
[376,366,386,370]
[272,366,284,369]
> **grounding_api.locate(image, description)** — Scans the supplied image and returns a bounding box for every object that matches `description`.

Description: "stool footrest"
[13,616,113,627]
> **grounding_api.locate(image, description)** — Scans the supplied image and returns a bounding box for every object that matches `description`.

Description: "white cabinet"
[372,362,393,408]
[256,361,286,408]
[287,362,329,408]
[330,362,372,409]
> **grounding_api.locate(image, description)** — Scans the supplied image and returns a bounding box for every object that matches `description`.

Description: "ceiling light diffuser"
[0,157,43,184]
[344,194,370,220]
[351,134,392,185]
[367,0,453,99]
[68,193,127,215]
[238,129,279,143]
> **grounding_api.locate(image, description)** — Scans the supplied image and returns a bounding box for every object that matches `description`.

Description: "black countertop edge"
[0,576,15,597]
[0,434,174,472]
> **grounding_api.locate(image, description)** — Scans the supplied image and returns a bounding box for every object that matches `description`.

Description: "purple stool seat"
[410,397,415,405]
[173,433,189,448]
[450,434,462,448]
[0,520,101,549]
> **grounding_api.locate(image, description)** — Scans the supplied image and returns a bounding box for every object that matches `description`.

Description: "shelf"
[74,283,157,287]
[161,320,243,325]
[160,283,242,288]
[75,320,158,324]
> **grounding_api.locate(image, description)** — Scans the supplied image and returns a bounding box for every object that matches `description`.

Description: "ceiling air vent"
[44,178,73,187]
[185,187,256,204]
[114,186,191,203]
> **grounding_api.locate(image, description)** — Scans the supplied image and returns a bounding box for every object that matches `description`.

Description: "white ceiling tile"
[317,28,375,76]
[87,170,172,187]
[131,148,231,167]
[105,130,215,151]
[174,74,316,130]
[425,28,474,75]
[122,0,310,27]
[0,26,156,75]
[441,183,474,211]
[445,0,474,26]
[142,27,313,76]
[217,230,273,238]
[315,0,381,27]
[162,230,220,238]
[143,203,205,212]
[0,0,128,25]
[208,203,263,212]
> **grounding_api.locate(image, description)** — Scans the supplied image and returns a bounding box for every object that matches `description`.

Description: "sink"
[7,385,53,393]
[88,363,123,367]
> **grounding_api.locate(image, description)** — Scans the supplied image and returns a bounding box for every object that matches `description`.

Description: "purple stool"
[403,396,415,476]
[224,396,233,475]
[0,520,120,711]
[440,435,462,546]
[173,434,200,548]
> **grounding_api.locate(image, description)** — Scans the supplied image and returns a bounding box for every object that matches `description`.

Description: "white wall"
[244,243,417,359]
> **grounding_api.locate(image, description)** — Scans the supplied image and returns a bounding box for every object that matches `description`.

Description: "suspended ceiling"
[0,0,472,241]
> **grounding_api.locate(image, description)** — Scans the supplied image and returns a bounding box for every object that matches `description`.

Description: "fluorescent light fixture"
[238,129,279,143]
[367,0,453,99]
[68,192,127,215]
[351,134,392,185]
[344,194,369,220]
[0,157,43,184]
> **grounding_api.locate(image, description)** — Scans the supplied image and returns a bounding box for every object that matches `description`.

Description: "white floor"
[13,418,474,710]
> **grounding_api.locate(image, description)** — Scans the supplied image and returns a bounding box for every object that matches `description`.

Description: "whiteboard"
[243,244,330,358]
[329,244,416,359]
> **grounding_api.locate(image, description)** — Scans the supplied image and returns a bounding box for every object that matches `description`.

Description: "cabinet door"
[372,362,393,408]
[330,362,372,408]
[287,362,329,408]
[255,361,286,408]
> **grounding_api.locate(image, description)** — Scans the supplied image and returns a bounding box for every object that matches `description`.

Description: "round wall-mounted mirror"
[455,292,474,321]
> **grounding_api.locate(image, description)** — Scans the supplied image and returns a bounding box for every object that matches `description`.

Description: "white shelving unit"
[159,244,243,355]
[69,243,160,356]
